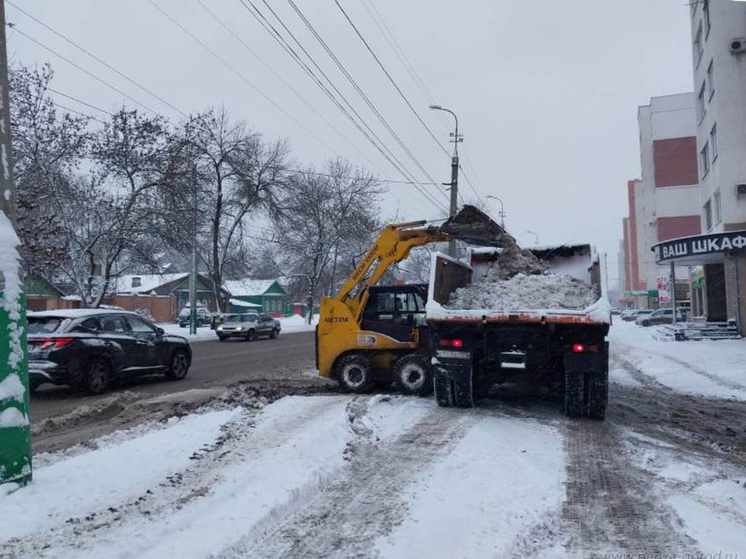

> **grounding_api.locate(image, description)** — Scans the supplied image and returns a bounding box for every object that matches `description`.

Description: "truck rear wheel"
[336,354,376,394]
[434,366,473,408]
[585,364,609,420]
[394,354,433,396]
[564,368,584,418]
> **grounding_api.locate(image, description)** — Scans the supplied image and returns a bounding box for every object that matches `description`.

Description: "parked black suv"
[27,310,192,394]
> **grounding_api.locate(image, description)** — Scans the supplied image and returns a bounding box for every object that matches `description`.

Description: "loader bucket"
[440,205,514,247]
[440,205,546,276]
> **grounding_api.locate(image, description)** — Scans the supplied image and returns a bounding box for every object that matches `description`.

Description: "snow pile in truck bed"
[446,271,597,311]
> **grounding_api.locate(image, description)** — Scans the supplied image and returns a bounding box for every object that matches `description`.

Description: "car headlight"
[235,326,243,331]
[217,326,223,332]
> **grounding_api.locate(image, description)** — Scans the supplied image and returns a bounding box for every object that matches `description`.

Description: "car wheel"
[166,349,190,381]
[218,336,226,342]
[642,320,650,327]
[247,329,257,342]
[84,358,111,395]
[269,328,278,339]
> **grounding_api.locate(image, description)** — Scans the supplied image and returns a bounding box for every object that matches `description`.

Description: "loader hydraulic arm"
[334,220,449,320]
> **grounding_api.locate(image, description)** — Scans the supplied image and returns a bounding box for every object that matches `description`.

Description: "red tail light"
[41,338,75,350]
[439,338,464,348]
[572,344,599,354]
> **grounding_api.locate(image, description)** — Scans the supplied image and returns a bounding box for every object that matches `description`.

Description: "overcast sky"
[8,1,696,286]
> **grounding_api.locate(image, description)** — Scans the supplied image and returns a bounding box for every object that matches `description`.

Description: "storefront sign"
[654,231,746,264]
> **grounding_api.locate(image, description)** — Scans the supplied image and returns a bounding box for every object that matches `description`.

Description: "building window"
[704,199,713,231]
[131,277,142,288]
[710,124,718,162]
[700,142,710,177]
[714,188,722,224]
[697,82,706,122]
[694,21,704,65]
[706,61,715,100]
[703,0,711,37]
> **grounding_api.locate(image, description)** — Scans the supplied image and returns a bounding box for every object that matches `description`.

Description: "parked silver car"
[216,313,281,342]
[636,308,686,327]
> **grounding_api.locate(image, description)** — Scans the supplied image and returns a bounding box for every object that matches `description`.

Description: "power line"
[195,0,384,176]
[147,0,338,155]
[240,0,446,211]
[241,0,423,192]
[334,0,450,160]
[47,86,113,116]
[354,0,485,205]
[50,100,107,124]
[282,0,445,203]
[7,1,186,117]
[9,24,157,114]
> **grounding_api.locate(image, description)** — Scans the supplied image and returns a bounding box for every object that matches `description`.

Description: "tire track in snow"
[562,419,695,557]
[222,406,476,559]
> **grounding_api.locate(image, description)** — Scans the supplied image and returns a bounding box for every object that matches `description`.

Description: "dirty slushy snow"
[447,269,597,311]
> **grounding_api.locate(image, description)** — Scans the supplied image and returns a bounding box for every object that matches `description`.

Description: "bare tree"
[9,63,89,278]
[273,159,384,323]
[181,107,290,309]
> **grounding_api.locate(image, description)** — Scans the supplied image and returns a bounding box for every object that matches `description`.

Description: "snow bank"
[447,271,597,311]
[280,314,318,333]
[610,321,746,400]
[0,408,239,544]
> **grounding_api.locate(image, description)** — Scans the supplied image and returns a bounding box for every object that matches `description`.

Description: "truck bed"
[425,246,611,327]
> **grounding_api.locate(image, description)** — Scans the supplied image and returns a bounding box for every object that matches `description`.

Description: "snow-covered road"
[2,321,745,558]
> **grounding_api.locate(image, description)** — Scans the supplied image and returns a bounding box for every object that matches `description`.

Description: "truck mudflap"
[432,354,474,408]
[563,342,609,420]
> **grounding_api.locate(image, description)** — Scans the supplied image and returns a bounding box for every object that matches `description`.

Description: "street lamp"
[526,231,539,245]
[429,104,462,257]
[486,195,506,228]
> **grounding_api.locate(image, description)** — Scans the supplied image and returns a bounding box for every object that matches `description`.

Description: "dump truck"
[426,244,611,419]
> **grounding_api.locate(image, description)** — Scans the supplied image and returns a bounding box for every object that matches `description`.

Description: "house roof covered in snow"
[223,279,283,297]
[113,273,188,295]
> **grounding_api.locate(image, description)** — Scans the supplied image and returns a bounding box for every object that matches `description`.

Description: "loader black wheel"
[564,368,584,418]
[336,354,376,394]
[394,354,433,396]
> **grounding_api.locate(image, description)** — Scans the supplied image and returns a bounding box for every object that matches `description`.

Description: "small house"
[223,279,289,317]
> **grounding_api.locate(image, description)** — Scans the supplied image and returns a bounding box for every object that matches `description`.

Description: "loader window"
[363,289,425,325]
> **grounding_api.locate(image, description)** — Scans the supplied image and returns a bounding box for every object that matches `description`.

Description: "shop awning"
[653,230,746,266]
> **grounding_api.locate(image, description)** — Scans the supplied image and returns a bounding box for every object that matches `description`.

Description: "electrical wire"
[283,0,442,191]
[9,25,157,114]
[280,0,446,209]
[242,0,434,203]
[7,1,187,117]
[195,0,385,176]
[240,0,446,211]
[354,0,486,206]
[334,0,449,160]
[147,0,338,155]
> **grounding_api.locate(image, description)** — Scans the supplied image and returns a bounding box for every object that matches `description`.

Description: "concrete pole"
[670,261,677,324]
[189,166,197,335]
[0,0,33,487]
[448,155,459,257]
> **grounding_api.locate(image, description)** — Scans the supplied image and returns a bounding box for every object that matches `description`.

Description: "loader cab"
[361,284,428,343]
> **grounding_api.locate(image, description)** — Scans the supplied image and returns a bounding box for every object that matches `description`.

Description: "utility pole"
[189,166,198,336]
[0,0,32,487]
[429,105,462,257]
